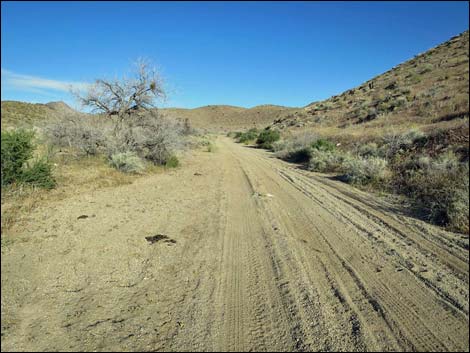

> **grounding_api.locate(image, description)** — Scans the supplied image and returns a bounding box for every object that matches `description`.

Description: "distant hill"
[161,104,296,131]
[1,101,80,129]
[1,100,295,132]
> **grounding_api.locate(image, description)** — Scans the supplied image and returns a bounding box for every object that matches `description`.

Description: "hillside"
[270,30,469,148]
[1,101,80,129]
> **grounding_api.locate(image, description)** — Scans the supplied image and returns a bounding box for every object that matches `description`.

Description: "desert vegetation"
[1,59,199,235]
[1,129,55,189]
[265,128,469,233]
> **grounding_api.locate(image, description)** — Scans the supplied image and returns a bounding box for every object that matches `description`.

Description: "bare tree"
[68,59,185,165]
[74,58,166,131]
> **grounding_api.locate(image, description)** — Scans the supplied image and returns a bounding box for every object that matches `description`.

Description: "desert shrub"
[273,131,318,155]
[342,156,389,185]
[108,151,145,174]
[46,116,107,156]
[356,143,380,158]
[1,129,55,188]
[237,128,259,143]
[446,180,469,234]
[272,140,288,153]
[393,96,408,108]
[408,73,422,84]
[227,131,241,138]
[165,155,180,168]
[256,129,280,149]
[308,149,352,173]
[288,148,313,163]
[20,158,56,189]
[381,128,426,158]
[418,63,433,74]
[274,132,328,162]
[392,151,469,232]
[206,142,217,152]
[1,129,35,186]
[292,131,318,147]
[107,112,184,165]
[311,138,336,152]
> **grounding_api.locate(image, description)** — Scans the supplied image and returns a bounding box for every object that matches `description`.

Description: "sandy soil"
[1,137,469,351]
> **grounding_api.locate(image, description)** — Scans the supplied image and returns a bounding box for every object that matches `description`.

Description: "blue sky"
[1,1,468,109]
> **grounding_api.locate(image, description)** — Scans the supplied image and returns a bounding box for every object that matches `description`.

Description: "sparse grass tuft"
[165,155,180,168]
[108,152,145,174]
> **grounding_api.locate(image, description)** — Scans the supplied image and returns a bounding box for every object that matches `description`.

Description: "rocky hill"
[1,101,80,129]
[270,31,469,140]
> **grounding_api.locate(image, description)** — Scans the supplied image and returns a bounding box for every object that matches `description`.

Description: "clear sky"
[1,1,469,109]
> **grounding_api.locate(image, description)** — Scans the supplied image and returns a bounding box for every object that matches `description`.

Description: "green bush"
[256,129,280,149]
[165,155,180,168]
[1,129,55,188]
[21,158,56,189]
[1,129,35,186]
[109,151,145,173]
[237,128,259,144]
[310,138,336,152]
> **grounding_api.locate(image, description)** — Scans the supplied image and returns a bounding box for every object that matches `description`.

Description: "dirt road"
[2,137,469,351]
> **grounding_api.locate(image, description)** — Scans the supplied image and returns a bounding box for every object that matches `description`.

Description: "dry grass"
[1,152,165,235]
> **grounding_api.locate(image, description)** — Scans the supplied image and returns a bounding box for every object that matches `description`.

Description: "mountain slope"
[1,101,80,129]
[271,31,469,138]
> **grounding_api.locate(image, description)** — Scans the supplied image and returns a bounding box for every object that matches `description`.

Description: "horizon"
[1,1,469,110]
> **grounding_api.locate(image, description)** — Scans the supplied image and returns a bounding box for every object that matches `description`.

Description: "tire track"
[221,138,469,351]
